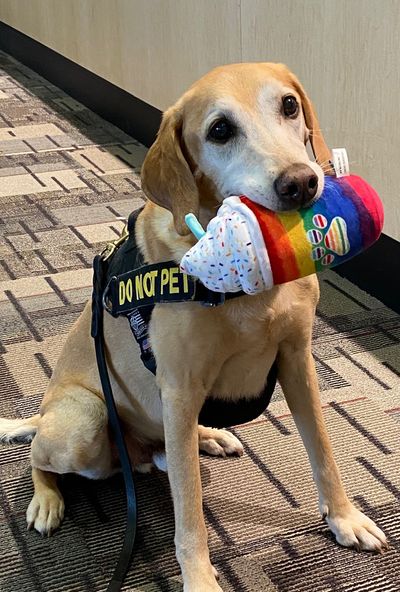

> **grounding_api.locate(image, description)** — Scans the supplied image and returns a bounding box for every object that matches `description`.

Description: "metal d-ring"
[102,278,116,315]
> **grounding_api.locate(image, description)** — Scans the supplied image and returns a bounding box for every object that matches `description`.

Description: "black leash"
[91,254,137,592]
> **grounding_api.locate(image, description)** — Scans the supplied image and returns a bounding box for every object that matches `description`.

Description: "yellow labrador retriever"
[0,63,387,592]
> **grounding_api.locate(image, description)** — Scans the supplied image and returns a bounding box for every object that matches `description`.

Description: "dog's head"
[141,63,332,236]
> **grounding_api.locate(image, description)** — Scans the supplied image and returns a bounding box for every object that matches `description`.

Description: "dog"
[0,63,387,592]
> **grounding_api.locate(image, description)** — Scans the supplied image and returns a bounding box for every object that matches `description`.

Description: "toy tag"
[332,148,350,177]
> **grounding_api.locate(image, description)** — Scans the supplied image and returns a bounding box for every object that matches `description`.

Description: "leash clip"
[101,224,129,262]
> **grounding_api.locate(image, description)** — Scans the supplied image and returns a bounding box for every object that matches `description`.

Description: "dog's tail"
[0,414,40,443]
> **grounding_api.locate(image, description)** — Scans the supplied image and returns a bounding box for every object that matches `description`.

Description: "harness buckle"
[199,287,226,308]
[201,295,225,308]
[100,224,129,262]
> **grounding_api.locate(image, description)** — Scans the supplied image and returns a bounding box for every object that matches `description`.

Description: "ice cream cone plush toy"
[180,175,384,294]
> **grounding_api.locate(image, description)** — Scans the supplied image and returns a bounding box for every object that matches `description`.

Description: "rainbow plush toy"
[180,175,384,294]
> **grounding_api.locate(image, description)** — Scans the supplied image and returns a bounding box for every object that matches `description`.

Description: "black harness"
[91,207,277,590]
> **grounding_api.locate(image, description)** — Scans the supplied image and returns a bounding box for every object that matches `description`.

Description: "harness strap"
[126,306,157,375]
[103,260,248,317]
[91,254,137,592]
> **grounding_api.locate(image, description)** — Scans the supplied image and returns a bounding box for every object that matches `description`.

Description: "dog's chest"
[223,289,296,345]
[211,301,292,399]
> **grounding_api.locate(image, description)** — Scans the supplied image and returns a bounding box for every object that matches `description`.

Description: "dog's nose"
[274,164,318,207]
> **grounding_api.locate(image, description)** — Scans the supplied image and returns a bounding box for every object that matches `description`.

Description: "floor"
[0,51,399,592]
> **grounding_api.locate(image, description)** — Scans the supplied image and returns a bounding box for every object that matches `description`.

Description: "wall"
[0,0,242,110]
[0,0,399,240]
[241,0,400,242]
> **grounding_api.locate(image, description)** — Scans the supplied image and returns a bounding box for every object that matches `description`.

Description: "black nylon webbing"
[92,255,137,592]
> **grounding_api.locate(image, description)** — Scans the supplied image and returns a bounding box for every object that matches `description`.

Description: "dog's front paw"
[180,554,222,591]
[26,490,65,536]
[323,504,388,552]
[198,427,244,457]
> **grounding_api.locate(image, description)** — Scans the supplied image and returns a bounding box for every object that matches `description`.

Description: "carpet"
[0,50,399,592]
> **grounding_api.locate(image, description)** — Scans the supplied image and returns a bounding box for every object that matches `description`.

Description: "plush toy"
[180,175,384,294]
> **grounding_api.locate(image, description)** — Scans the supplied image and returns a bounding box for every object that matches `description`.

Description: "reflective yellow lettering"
[143,272,152,297]
[143,271,157,297]
[149,270,158,296]
[169,267,179,294]
[125,278,133,303]
[182,272,189,293]
[160,268,169,295]
[119,281,125,305]
[135,274,144,299]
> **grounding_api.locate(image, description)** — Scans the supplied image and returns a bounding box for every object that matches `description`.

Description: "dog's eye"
[282,95,299,118]
[207,118,235,143]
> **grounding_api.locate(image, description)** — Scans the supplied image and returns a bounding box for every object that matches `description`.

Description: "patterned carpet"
[0,50,399,592]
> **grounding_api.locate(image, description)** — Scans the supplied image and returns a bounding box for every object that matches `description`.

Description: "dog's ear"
[141,105,199,235]
[288,73,334,175]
